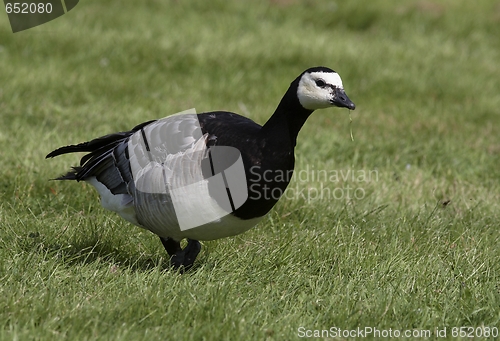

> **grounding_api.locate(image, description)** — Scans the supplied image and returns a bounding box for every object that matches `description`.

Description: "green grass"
[1,0,500,340]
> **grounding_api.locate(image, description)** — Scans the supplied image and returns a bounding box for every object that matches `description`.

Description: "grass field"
[1,0,499,340]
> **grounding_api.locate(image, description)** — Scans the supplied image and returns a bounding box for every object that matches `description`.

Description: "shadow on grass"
[22,232,203,274]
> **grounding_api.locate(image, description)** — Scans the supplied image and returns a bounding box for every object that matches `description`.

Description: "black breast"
[197,111,296,220]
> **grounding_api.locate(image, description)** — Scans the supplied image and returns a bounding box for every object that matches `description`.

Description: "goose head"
[296,66,355,111]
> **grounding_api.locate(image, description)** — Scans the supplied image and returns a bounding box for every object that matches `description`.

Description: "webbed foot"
[160,237,201,271]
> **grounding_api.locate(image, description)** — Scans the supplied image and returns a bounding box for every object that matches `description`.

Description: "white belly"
[87,176,262,241]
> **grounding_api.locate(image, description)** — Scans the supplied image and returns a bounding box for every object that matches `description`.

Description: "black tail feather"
[46,132,132,159]
[45,120,156,159]
[52,167,82,181]
[46,119,156,181]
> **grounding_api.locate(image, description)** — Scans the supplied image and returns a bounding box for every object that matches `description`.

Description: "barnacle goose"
[46,66,355,270]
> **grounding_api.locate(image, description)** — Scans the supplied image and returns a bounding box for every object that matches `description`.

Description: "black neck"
[233,79,314,220]
[260,83,314,148]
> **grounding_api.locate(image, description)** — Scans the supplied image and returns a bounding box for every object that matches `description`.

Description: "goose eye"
[315,79,326,87]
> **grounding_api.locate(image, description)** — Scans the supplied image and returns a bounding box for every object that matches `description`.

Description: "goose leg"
[159,237,184,268]
[159,237,201,270]
[182,239,201,270]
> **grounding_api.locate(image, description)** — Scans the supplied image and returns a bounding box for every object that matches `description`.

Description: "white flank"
[86,176,140,226]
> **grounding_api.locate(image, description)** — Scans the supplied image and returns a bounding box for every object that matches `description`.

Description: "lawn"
[0,0,499,340]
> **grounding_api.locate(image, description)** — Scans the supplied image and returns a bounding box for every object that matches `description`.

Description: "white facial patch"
[297,71,344,110]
